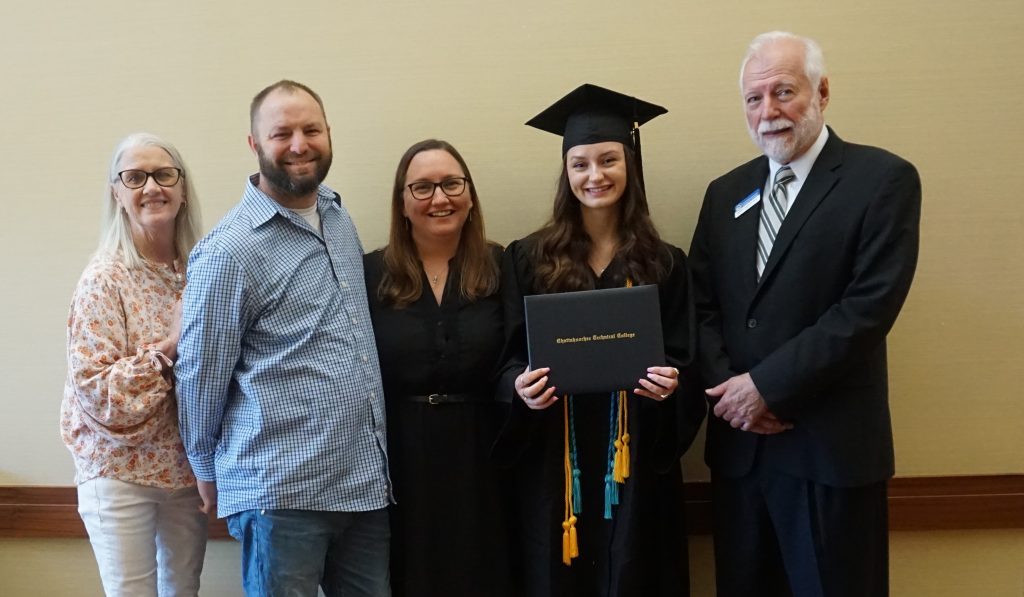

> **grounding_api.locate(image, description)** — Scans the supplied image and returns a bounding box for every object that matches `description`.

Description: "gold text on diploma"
[555,331,637,344]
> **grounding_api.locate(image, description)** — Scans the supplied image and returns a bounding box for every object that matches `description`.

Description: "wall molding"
[682,474,1024,534]
[1,475,1021,539]
[0,486,233,540]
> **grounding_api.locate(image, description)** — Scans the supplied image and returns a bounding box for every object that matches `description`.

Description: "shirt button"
[361,354,368,363]
[351,317,358,324]
[369,392,376,399]
[747,318,758,329]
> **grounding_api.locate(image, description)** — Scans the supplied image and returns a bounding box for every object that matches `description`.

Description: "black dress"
[494,233,705,597]
[363,247,515,597]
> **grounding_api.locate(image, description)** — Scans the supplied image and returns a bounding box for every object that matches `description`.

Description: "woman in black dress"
[364,139,513,597]
[496,84,706,597]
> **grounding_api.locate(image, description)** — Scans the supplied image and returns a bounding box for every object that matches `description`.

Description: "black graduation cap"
[526,83,667,190]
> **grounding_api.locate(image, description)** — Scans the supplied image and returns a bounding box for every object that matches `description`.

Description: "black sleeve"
[491,238,546,466]
[647,244,706,471]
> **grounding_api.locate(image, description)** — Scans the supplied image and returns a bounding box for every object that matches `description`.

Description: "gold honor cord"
[562,397,579,565]
[560,279,634,566]
[614,279,633,484]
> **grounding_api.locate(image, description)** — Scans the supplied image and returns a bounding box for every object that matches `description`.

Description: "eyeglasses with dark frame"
[117,167,183,189]
[406,177,470,201]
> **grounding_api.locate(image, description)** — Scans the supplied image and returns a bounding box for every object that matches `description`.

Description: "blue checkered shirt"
[176,175,392,518]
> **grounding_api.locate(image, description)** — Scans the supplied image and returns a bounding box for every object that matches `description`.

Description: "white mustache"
[758,119,794,134]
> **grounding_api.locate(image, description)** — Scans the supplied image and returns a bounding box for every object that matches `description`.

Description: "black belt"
[402,393,491,405]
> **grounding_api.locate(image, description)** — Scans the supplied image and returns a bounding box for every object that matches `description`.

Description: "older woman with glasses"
[363,139,515,597]
[61,132,207,596]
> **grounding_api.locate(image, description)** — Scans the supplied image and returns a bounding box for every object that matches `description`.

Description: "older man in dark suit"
[689,31,921,597]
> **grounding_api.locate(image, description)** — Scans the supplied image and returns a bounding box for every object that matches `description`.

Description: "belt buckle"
[427,393,444,405]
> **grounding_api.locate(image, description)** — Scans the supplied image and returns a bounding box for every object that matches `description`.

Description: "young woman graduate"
[495,84,706,597]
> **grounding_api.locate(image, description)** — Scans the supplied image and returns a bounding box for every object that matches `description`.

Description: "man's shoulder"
[704,155,767,203]
[194,200,262,256]
[835,136,915,172]
[711,154,766,186]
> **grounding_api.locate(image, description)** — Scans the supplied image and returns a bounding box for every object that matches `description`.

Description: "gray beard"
[750,104,823,163]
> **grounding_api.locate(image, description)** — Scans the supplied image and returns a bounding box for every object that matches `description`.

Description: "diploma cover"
[524,284,664,395]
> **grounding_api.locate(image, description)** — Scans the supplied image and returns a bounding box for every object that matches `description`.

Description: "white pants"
[77,477,208,597]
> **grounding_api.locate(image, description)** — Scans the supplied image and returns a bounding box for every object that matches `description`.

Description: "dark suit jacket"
[689,128,921,487]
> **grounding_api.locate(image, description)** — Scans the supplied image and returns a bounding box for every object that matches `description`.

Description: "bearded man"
[177,80,393,597]
[689,32,921,597]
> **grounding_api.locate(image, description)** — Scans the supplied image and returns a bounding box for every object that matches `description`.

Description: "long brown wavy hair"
[378,139,499,307]
[532,145,668,293]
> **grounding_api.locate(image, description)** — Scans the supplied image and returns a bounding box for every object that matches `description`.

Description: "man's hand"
[706,373,792,434]
[197,480,218,515]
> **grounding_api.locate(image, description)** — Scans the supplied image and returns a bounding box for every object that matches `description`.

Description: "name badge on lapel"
[734,189,761,219]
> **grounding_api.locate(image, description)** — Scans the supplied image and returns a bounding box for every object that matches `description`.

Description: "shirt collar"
[768,124,829,185]
[243,174,339,229]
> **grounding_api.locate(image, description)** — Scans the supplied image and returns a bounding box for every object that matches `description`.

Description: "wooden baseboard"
[681,474,1024,534]
[886,475,1024,531]
[0,486,232,540]
[1,475,1021,539]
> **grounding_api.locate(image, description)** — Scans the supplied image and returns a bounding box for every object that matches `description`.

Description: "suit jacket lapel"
[729,158,770,298]
[756,130,844,290]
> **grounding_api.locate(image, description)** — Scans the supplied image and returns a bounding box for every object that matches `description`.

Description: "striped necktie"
[756,166,796,279]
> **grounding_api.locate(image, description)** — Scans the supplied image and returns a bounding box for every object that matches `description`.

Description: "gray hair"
[98,132,202,270]
[739,31,827,90]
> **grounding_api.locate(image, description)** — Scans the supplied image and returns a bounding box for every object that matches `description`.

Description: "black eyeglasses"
[117,167,183,189]
[406,177,469,201]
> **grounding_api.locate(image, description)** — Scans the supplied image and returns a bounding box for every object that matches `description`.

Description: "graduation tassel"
[618,390,631,480]
[620,279,633,480]
[613,392,627,482]
[561,515,579,565]
[614,277,635,484]
[562,396,578,565]
[604,392,620,519]
[631,121,646,194]
[561,519,572,566]
[572,470,582,515]
[569,397,582,515]
[603,473,615,519]
[609,406,632,501]
[569,516,579,559]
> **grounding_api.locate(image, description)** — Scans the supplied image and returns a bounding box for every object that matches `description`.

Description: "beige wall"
[1,0,1021,594]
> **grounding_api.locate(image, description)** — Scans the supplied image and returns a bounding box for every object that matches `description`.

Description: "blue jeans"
[226,508,390,597]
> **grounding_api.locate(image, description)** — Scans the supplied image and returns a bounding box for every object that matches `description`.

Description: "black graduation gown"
[494,233,705,597]
[364,247,515,597]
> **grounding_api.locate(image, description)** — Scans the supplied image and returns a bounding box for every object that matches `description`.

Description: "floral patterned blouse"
[60,253,196,489]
